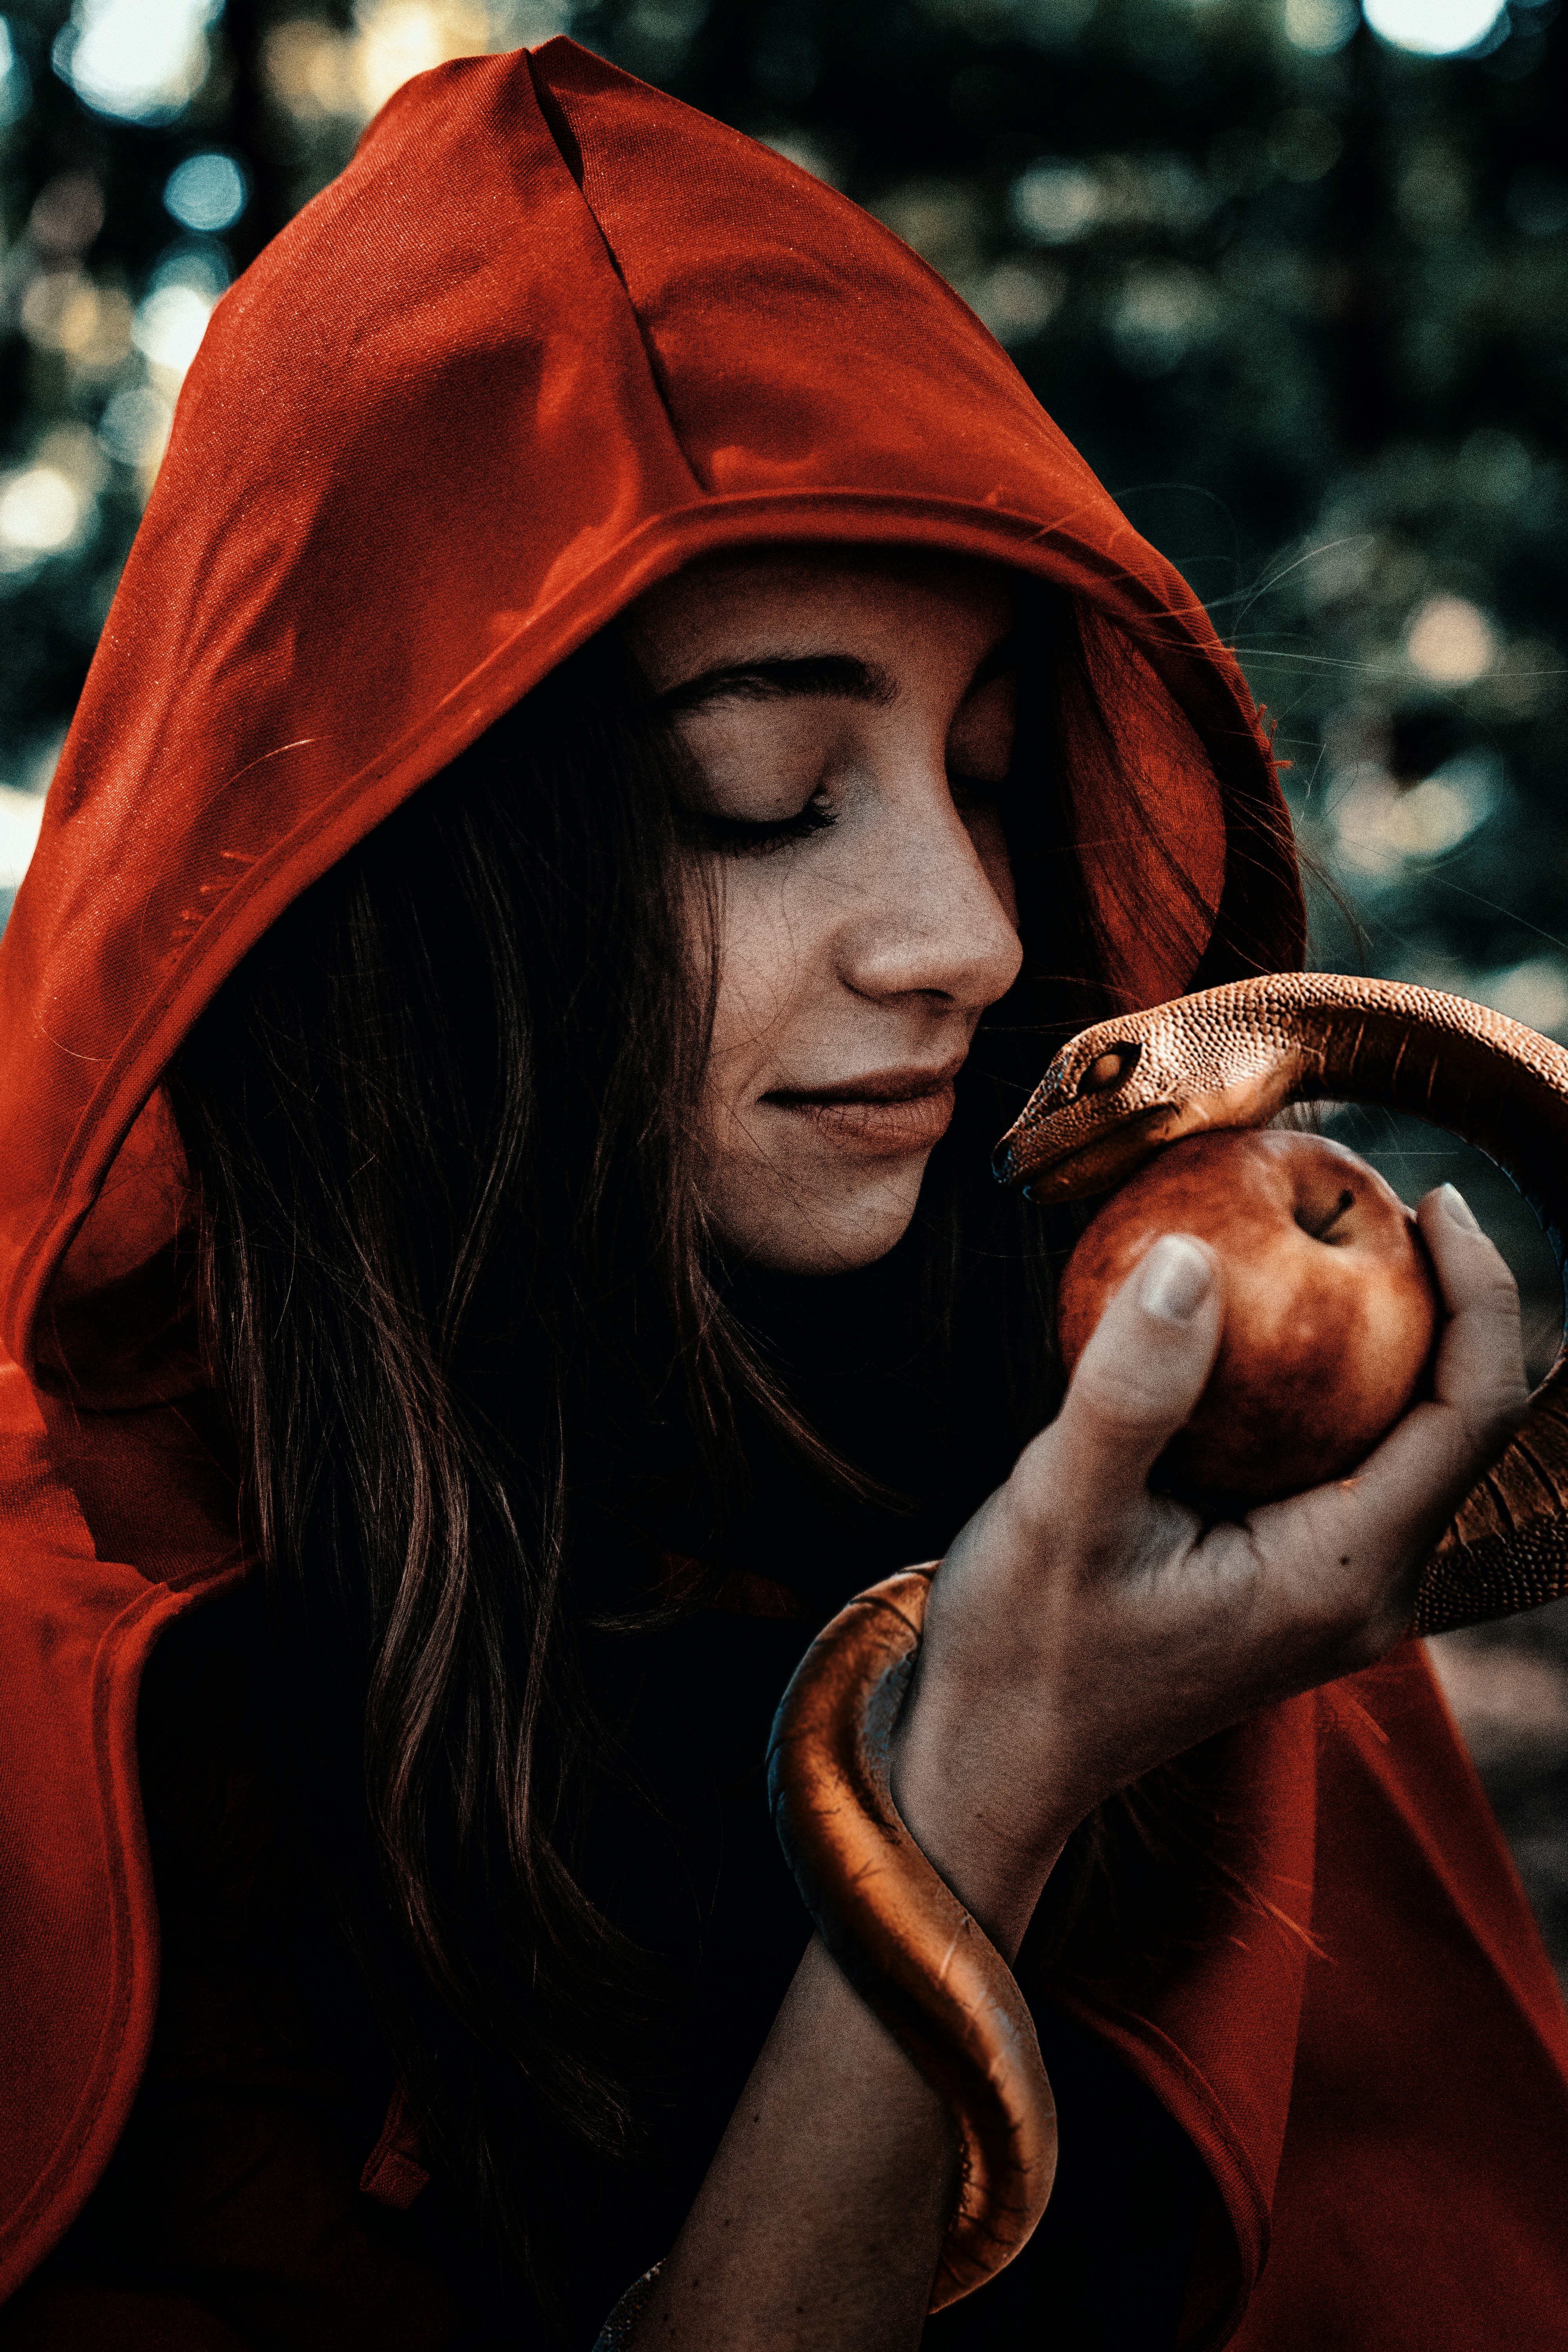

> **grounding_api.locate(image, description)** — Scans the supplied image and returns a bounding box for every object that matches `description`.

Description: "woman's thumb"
[1049,1235,1222,1515]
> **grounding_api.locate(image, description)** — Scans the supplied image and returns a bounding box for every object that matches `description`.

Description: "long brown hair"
[167,583,1219,2301]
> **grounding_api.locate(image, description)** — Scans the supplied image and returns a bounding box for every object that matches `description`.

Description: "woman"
[0,37,1563,2352]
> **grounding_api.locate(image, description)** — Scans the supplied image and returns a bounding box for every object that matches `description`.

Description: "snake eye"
[1076,1043,1139,1099]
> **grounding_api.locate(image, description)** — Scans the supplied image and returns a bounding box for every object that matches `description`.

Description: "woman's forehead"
[623,546,1018,677]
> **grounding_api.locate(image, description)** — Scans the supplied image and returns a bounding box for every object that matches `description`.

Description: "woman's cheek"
[704,868,803,1114]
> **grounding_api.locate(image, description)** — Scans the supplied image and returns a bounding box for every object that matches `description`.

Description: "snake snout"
[991,1037,1149,1185]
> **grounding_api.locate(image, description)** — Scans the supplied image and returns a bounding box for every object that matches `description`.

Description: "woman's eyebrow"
[659,653,898,711]
[659,631,1020,713]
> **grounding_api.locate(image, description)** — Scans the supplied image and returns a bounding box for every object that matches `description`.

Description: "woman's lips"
[765,1066,961,1156]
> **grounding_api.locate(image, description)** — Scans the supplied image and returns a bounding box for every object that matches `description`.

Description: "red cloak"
[0,39,1563,2346]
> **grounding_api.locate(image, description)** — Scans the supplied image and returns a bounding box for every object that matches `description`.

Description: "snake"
[766,971,1568,2310]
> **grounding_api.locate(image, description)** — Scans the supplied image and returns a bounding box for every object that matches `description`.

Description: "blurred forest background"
[2,0,1567,1971]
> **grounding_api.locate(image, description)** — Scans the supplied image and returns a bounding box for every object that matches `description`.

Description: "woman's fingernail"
[1139,1235,1213,1324]
[1439,1182,1481,1233]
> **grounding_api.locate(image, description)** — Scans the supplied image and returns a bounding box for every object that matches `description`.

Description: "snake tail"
[766,1567,1058,2309]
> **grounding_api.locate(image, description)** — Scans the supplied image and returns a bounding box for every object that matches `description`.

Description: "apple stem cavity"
[1295,1185,1358,1245]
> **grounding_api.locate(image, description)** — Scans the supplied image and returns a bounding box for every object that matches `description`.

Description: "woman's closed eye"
[687,787,840,856]
[686,769,1003,857]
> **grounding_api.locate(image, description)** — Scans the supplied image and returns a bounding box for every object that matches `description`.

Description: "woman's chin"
[710,1148,931,1274]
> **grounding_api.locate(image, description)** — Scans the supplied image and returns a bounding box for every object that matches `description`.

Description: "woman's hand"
[892,1181,1528,1953]
[635,1183,1523,2349]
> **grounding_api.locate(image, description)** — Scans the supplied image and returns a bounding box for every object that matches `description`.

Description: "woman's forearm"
[632,1727,1065,2352]
[633,1933,953,2350]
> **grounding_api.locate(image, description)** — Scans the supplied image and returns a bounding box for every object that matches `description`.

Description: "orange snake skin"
[767,974,1568,2308]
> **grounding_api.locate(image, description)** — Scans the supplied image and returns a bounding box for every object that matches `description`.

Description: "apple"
[1055,1128,1441,1511]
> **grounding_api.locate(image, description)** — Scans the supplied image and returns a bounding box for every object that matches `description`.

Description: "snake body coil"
[769,974,1568,2309]
[765,1571,1057,2310]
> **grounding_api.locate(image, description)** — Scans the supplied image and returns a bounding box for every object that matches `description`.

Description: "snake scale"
[767,973,1568,2308]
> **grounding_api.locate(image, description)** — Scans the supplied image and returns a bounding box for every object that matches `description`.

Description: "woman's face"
[626,550,1024,1274]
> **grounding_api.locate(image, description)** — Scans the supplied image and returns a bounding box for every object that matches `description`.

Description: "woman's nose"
[840,777,1023,1013]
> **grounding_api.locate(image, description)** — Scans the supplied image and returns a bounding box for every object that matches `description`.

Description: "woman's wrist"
[885,1494,1084,1953]
[888,1679,1073,1958]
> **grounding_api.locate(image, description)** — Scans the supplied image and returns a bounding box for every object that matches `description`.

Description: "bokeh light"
[261,1,575,131]
[1330,759,1495,886]
[1406,594,1497,686]
[96,387,174,472]
[52,0,221,124]
[0,470,82,562]
[1112,262,1220,377]
[0,788,45,894]
[1011,162,1101,244]
[1481,958,1568,1035]
[164,153,249,236]
[1284,0,1359,49]
[132,285,217,378]
[0,18,31,126]
[20,272,134,377]
[1361,0,1506,57]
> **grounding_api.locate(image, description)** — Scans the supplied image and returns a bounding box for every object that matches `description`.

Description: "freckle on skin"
[1339,1555,1351,1566]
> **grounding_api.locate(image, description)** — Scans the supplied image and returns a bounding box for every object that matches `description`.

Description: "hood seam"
[525,45,705,501]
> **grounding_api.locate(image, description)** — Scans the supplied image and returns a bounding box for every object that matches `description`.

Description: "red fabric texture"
[0,35,1563,2345]
[0,1590,494,2351]
[1222,1652,1568,2348]
[356,2093,431,2216]
[1044,1652,1568,2348]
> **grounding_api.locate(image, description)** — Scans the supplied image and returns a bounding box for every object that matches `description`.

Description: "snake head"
[993,990,1306,1201]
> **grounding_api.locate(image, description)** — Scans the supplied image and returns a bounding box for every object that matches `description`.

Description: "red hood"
[0,35,1299,1391]
[11,45,1562,2348]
